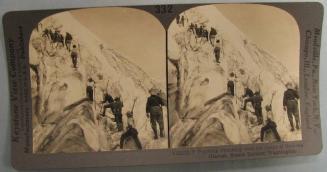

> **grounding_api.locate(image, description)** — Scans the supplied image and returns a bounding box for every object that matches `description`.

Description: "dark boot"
[152,126,158,140]
[289,120,295,132]
[154,133,158,140]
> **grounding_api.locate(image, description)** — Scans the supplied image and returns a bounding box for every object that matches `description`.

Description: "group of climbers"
[179,16,222,64]
[85,78,165,150]
[41,27,80,69]
[238,81,300,142]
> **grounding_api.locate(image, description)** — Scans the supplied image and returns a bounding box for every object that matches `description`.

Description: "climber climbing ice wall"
[29,7,168,153]
[168,4,302,148]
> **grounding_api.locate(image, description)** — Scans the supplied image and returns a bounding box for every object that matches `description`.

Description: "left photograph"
[30,7,168,153]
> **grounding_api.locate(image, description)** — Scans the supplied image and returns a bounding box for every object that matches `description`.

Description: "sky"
[71,7,166,81]
[215,4,300,77]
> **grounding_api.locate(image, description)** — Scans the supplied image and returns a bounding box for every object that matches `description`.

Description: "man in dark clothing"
[243,87,254,98]
[209,27,217,45]
[146,88,164,139]
[86,78,95,101]
[71,45,79,68]
[196,25,204,39]
[188,23,195,34]
[176,14,180,24]
[202,29,209,42]
[54,30,64,48]
[242,87,254,110]
[65,32,73,51]
[283,82,300,131]
[100,92,114,116]
[42,28,50,39]
[111,97,124,131]
[261,105,281,142]
[252,91,263,125]
[181,15,185,27]
[245,91,263,125]
[120,111,142,150]
[214,40,221,63]
[227,72,235,96]
[260,119,281,142]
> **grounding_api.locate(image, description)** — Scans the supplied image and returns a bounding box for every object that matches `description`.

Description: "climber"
[195,25,203,42]
[146,87,165,139]
[176,14,180,24]
[86,78,95,101]
[71,45,79,68]
[227,72,235,96]
[120,111,142,150]
[188,23,195,34]
[49,28,56,47]
[100,92,114,116]
[283,82,300,131]
[181,15,185,27]
[252,91,264,125]
[111,97,124,131]
[242,87,254,110]
[202,28,209,42]
[65,32,73,51]
[209,27,217,46]
[42,28,51,39]
[260,105,281,142]
[213,40,221,63]
[54,30,64,48]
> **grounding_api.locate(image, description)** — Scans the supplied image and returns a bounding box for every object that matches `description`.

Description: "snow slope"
[168,5,301,148]
[30,12,168,153]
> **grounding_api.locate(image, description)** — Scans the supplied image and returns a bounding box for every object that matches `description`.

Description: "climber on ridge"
[283,82,300,131]
[65,32,73,51]
[111,97,124,131]
[242,87,254,110]
[209,27,217,46]
[100,92,114,117]
[252,91,264,125]
[86,78,95,101]
[180,15,185,27]
[70,45,79,68]
[227,72,235,96]
[54,29,64,48]
[188,23,195,34]
[176,14,180,24]
[213,40,221,63]
[146,87,165,139]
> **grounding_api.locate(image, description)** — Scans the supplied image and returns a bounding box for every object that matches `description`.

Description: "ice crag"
[168,5,302,148]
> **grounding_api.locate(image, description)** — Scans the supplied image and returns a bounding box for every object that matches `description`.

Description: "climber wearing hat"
[260,104,281,142]
[283,82,300,131]
[146,87,164,139]
[120,111,142,150]
[111,97,124,131]
[86,78,95,101]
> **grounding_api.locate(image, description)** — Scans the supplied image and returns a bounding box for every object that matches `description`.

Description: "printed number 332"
[155,5,173,14]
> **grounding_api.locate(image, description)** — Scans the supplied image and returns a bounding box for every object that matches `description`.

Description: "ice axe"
[130,97,138,114]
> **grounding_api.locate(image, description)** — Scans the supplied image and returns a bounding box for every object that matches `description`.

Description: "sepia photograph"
[168,4,302,148]
[29,7,168,153]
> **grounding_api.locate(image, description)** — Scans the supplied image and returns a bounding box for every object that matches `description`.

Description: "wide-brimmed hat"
[149,87,160,95]
[286,82,293,88]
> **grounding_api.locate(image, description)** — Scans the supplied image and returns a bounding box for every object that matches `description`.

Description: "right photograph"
[168,4,302,148]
